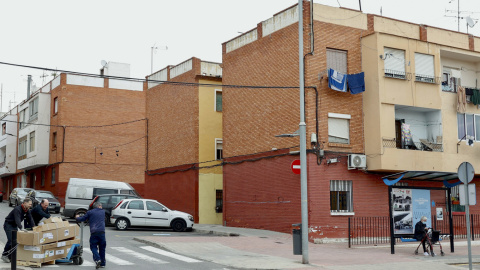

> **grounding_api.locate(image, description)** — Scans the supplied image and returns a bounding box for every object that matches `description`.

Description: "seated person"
[414,216,429,256]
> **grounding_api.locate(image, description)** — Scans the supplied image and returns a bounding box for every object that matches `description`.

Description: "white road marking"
[140,246,201,263]
[84,248,134,265]
[111,247,168,264]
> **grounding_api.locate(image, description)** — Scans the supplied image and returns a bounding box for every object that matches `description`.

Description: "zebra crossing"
[42,245,203,267]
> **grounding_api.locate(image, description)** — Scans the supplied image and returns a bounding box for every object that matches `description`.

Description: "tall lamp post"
[298,0,309,264]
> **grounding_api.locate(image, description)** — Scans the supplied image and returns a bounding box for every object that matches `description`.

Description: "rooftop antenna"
[150,43,168,74]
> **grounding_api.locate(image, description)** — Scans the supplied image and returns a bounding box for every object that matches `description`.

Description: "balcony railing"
[383,137,443,152]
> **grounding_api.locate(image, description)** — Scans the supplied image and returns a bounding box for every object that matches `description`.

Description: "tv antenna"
[445,0,478,32]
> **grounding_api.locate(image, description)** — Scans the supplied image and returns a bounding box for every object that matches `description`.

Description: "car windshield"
[17,189,32,195]
[37,192,55,199]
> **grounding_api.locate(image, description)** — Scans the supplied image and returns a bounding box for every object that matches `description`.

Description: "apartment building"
[1,62,146,204]
[145,57,223,224]
[221,1,480,242]
[0,108,19,194]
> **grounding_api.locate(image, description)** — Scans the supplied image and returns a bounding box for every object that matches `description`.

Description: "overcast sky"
[1,0,479,112]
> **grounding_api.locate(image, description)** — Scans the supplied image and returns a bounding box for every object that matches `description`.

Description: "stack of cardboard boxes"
[16,217,80,266]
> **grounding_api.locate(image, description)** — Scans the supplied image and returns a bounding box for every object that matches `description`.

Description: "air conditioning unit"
[348,154,367,170]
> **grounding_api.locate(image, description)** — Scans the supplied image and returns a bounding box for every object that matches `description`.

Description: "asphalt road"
[0,201,238,270]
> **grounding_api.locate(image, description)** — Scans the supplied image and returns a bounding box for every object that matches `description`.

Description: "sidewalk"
[134,224,480,270]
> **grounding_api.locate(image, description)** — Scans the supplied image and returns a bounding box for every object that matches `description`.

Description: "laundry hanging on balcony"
[401,123,412,146]
[346,72,365,94]
[456,86,466,113]
[328,68,347,92]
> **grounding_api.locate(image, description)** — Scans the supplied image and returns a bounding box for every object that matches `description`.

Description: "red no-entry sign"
[291,160,301,174]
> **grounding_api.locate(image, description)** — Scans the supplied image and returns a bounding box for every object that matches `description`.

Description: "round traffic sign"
[291,160,301,174]
[458,162,475,184]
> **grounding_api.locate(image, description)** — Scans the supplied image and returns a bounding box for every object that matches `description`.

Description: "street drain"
[275,242,284,244]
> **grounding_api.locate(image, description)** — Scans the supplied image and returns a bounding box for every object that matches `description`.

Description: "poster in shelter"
[392,189,413,234]
[412,189,431,228]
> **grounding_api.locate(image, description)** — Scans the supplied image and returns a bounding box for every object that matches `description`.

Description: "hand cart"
[55,221,85,265]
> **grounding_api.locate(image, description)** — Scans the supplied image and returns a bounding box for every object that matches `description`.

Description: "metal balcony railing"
[382,138,443,152]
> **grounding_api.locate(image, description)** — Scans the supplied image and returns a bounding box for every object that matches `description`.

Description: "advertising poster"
[412,189,431,228]
[392,189,413,234]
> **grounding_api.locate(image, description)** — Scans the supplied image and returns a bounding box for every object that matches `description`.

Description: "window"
[93,188,116,196]
[215,90,222,112]
[328,113,350,144]
[215,139,223,160]
[53,97,58,114]
[449,185,465,212]
[18,136,27,160]
[384,47,406,79]
[216,190,223,213]
[98,196,110,205]
[120,201,128,209]
[127,200,145,210]
[19,109,26,129]
[442,68,459,92]
[330,180,353,212]
[327,48,347,74]
[414,53,435,83]
[51,167,55,185]
[457,113,479,140]
[146,201,164,211]
[29,131,35,152]
[41,170,45,187]
[2,123,5,135]
[29,98,39,120]
[52,132,57,149]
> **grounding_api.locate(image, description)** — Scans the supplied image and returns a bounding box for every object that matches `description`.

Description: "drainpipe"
[27,75,31,99]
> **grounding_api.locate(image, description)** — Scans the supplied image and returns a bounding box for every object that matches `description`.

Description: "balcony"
[382,137,443,152]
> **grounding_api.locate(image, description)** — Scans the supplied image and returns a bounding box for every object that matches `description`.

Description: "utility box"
[292,223,302,255]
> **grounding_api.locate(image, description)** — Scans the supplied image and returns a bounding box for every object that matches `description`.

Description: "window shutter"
[328,117,350,143]
[327,49,347,74]
[415,53,434,77]
[384,47,405,73]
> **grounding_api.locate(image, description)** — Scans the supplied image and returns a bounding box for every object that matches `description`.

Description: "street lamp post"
[298,0,309,264]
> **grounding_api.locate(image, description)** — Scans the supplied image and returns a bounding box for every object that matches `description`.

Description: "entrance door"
[395,119,405,148]
[30,173,35,189]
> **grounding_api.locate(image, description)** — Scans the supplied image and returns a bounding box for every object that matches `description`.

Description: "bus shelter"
[383,171,461,254]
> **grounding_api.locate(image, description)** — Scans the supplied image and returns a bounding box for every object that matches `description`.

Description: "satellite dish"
[466,16,476,28]
[101,60,107,67]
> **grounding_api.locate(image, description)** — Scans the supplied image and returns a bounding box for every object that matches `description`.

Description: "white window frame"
[330,180,354,214]
[19,109,26,129]
[53,97,58,114]
[18,136,27,159]
[215,138,223,160]
[384,47,406,79]
[214,89,222,112]
[414,53,435,83]
[326,48,347,74]
[328,113,351,144]
[29,97,39,120]
[29,131,35,152]
[457,113,479,141]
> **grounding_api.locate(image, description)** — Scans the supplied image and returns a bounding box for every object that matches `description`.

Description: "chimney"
[27,75,31,99]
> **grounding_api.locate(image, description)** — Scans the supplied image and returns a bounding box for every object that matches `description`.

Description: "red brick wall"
[146,58,200,170]
[145,165,199,221]
[50,74,146,187]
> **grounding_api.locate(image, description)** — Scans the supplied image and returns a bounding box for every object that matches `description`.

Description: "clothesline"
[327,68,365,94]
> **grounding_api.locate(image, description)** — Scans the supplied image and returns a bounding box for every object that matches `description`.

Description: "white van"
[62,178,139,218]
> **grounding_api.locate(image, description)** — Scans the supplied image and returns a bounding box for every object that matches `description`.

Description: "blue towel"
[347,72,365,94]
[328,68,347,92]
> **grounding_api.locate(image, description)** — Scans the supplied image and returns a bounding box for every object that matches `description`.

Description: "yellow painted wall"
[198,79,223,224]
[373,17,419,40]
[313,3,367,30]
[427,27,469,51]
[364,31,480,173]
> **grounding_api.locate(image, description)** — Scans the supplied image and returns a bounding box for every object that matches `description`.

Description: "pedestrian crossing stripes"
[111,246,169,264]
[41,245,201,267]
[140,246,202,263]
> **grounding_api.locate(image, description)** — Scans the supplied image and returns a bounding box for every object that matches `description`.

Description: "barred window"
[330,180,353,213]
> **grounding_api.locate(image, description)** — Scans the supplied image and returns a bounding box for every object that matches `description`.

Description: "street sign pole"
[458,162,473,270]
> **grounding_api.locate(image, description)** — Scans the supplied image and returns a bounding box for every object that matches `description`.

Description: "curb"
[192,228,240,237]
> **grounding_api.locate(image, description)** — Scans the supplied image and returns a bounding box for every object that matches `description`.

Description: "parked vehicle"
[8,188,35,207]
[26,190,61,213]
[62,178,140,218]
[88,194,140,225]
[110,199,194,232]
[0,190,3,202]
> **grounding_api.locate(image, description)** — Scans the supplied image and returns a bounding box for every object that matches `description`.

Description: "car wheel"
[74,209,86,217]
[115,218,129,230]
[171,219,186,232]
[15,200,19,207]
[8,199,12,207]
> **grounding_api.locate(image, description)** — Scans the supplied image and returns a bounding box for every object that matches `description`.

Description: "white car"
[110,199,194,232]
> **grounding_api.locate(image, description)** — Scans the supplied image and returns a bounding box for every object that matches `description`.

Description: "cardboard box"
[57,224,80,241]
[17,239,80,263]
[42,216,64,224]
[17,221,73,245]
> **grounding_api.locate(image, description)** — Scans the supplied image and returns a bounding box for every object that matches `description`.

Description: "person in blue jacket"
[76,202,106,269]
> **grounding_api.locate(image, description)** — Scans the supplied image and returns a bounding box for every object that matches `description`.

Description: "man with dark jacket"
[76,202,106,269]
[31,199,51,226]
[2,198,35,263]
